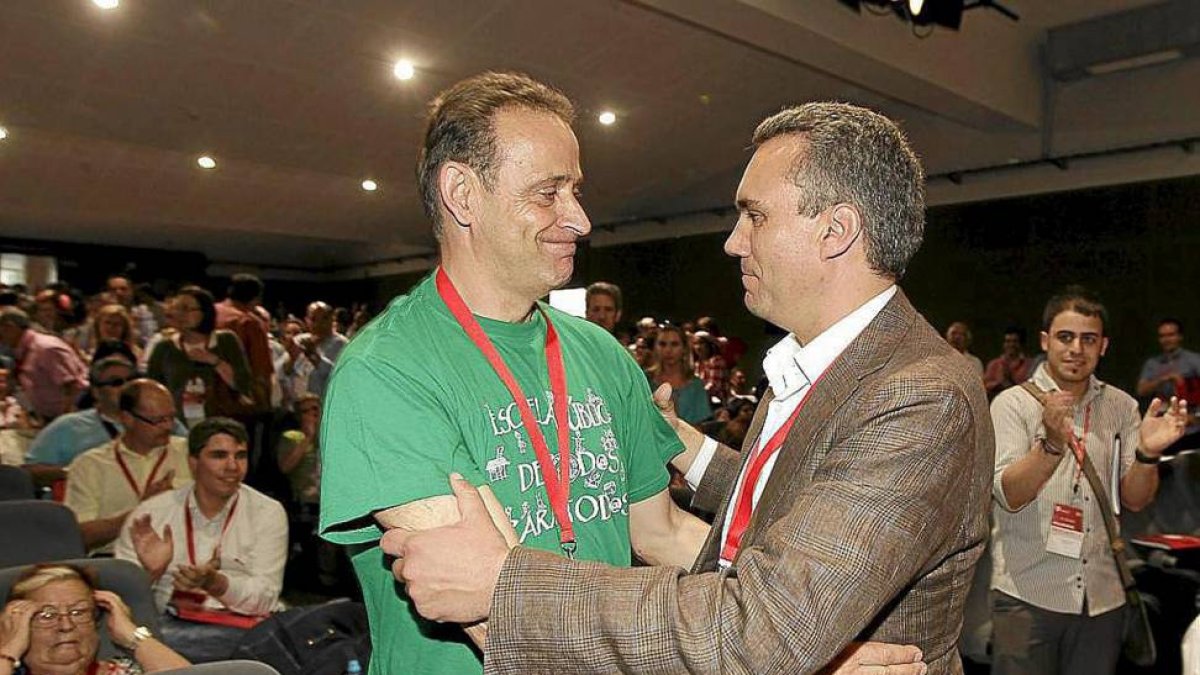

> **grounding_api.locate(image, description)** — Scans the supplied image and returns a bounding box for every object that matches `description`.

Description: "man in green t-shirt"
[320,72,920,675]
[317,72,711,675]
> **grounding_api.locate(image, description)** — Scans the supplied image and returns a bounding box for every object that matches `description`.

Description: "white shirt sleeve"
[216,498,289,615]
[684,435,720,491]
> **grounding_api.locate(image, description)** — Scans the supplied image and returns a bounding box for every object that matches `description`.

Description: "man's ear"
[439,161,476,228]
[820,203,863,260]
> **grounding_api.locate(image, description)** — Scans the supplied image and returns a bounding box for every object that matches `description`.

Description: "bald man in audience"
[65,379,192,553]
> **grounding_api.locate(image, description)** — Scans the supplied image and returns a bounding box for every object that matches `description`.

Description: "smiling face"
[468,107,591,300]
[24,579,99,674]
[1041,309,1108,389]
[725,136,825,331]
[189,432,249,503]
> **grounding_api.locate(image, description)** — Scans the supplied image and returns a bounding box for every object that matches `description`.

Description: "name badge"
[1047,503,1085,559]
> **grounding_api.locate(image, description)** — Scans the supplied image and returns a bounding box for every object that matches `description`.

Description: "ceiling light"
[908,0,925,14]
[393,60,415,80]
[0,127,7,141]
[598,111,617,126]
[197,155,216,169]
[93,0,119,9]
[361,179,378,192]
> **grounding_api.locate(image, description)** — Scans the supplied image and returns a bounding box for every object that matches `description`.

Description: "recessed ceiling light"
[93,0,120,9]
[0,127,7,141]
[197,155,216,169]
[393,60,416,81]
[598,111,617,126]
[361,179,378,192]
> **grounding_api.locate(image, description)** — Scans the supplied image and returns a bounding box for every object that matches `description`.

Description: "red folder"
[168,590,267,629]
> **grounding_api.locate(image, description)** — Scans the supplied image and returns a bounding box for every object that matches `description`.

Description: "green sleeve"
[318,356,486,545]
[615,348,683,504]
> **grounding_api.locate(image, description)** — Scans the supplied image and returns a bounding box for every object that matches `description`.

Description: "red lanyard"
[1067,403,1093,489]
[435,268,576,556]
[184,492,240,566]
[721,367,830,563]
[112,441,169,498]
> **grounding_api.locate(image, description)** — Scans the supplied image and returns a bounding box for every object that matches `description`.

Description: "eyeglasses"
[32,606,99,628]
[1051,331,1102,348]
[95,377,131,388]
[130,410,176,426]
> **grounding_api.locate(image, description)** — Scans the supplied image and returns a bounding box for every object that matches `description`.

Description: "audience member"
[584,281,622,334]
[276,394,338,588]
[646,323,712,424]
[276,317,327,410]
[696,315,746,367]
[297,302,346,399]
[990,286,1187,674]
[946,320,984,376]
[629,334,654,370]
[691,330,729,404]
[89,304,141,364]
[0,368,26,429]
[0,307,88,423]
[106,274,157,348]
[0,563,189,675]
[215,274,274,416]
[116,417,287,663]
[64,379,192,554]
[984,326,1032,399]
[26,356,186,486]
[146,286,252,428]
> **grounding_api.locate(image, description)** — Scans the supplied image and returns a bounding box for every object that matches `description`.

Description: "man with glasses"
[25,356,186,486]
[64,379,192,554]
[990,286,1188,674]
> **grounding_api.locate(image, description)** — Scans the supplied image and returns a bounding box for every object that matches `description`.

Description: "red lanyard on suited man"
[435,267,577,558]
[721,362,836,564]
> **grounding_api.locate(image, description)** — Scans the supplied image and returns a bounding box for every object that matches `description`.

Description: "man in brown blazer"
[386,102,994,674]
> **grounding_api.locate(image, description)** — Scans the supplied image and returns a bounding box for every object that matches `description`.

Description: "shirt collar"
[188,484,242,524]
[1030,361,1105,405]
[763,286,897,401]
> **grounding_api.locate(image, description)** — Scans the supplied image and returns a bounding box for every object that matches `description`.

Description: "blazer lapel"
[732,291,918,561]
[691,389,775,572]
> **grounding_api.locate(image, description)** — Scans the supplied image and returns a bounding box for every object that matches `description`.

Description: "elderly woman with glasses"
[0,564,189,675]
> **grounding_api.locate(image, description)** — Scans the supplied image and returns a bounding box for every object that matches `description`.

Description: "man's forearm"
[668,423,712,476]
[81,510,131,549]
[999,440,1063,511]
[630,492,711,570]
[1121,461,1160,512]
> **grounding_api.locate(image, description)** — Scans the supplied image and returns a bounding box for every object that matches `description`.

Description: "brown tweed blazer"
[483,290,994,675]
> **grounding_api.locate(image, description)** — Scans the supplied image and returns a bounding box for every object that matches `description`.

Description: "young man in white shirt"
[115,416,287,663]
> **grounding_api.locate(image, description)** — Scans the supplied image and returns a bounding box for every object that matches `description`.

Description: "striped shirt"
[990,363,1140,616]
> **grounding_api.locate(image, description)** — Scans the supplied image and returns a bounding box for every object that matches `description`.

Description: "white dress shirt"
[684,286,897,564]
[115,482,288,616]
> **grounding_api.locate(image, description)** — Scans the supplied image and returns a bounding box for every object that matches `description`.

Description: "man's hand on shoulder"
[381,474,510,624]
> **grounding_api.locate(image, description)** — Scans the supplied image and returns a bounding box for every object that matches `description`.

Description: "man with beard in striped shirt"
[990,285,1189,675]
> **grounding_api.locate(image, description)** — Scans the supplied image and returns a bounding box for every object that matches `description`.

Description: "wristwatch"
[1135,449,1161,465]
[127,625,153,651]
[0,652,20,670]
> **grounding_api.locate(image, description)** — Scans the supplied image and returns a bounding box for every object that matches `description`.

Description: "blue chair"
[0,465,34,501]
[0,499,84,567]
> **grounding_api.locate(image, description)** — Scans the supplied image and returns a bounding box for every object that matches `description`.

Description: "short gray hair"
[752,102,925,280]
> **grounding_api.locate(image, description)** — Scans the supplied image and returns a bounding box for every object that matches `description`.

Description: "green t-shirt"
[319,273,683,675]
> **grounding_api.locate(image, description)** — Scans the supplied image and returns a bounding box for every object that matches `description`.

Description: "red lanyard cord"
[435,268,576,556]
[721,364,833,563]
[184,492,240,566]
[112,441,169,498]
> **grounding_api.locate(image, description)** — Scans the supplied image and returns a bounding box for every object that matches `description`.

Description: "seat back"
[0,558,160,660]
[0,465,35,501]
[0,500,85,566]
